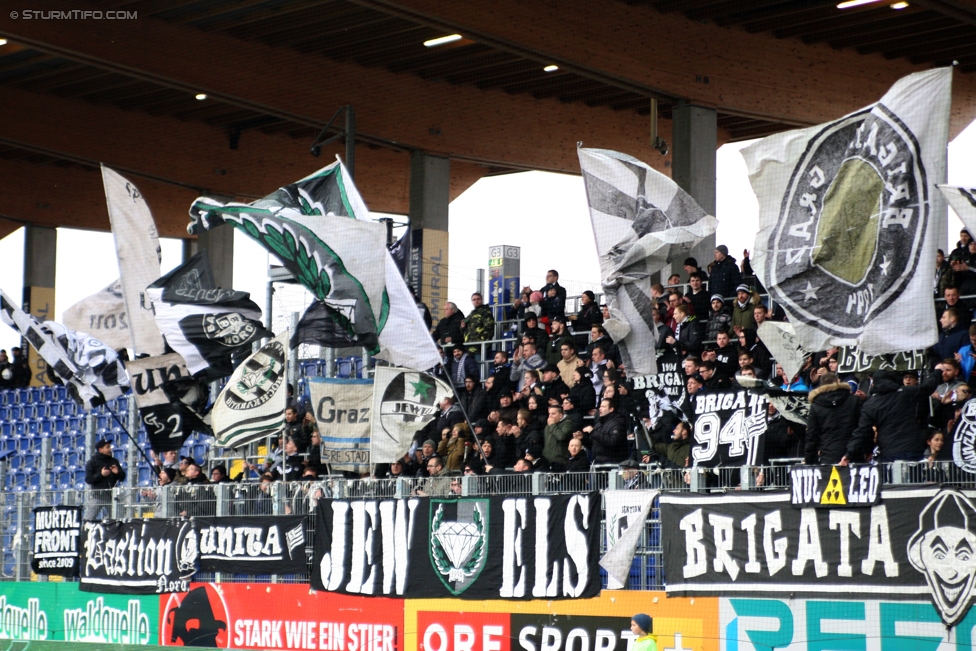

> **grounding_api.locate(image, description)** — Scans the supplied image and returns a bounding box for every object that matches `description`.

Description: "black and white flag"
[80,519,197,594]
[579,147,718,376]
[62,279,130,352]
[145,251,271,378]
[0,290,129,410]
[124,353,205,453]
[196,515,306,575]
[742,68,951,356]
[369,366,454,463]
[689,389,768,467]
[32,506,83,576]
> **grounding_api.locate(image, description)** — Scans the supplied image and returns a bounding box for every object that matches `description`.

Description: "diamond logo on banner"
[430,500,488,595]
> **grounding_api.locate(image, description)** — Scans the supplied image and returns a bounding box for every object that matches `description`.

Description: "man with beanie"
[631,614,657,651]
[731,284,759,331]
[709,245,741,301]
[683,258,708,284]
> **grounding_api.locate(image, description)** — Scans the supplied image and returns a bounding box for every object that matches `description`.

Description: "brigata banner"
[159,583,403,649]
[195,515,306,575]
[32,505,82,576]
[689,389,768,467]
[80,519,197,595]
[312,494,601,600]
[661,487,976,627]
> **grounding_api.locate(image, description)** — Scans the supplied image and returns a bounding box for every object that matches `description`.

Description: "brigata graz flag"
[370,365,455,463]
[742,68,951,356]
[211,332,289,449]
[0,290,129,410]
[661,487,976,627]
[80,519,198,595]
[196,515,306,575]
[188,159,439,371]
[146,251,271,378]
[689,389,768,467]
[32,505,83,576]
[579,147,718,376]
[313,493,601,600]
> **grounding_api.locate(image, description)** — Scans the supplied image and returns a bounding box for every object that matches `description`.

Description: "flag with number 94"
[689,389,768,467]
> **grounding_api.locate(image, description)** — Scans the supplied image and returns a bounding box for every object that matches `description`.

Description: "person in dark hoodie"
[842,367,942,464]
[932,307,970,364]
[804,373,861,465]
[709,245,741,301]
[583,398,629,464]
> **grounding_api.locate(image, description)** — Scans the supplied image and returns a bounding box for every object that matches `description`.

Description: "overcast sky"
[1,120,974,353]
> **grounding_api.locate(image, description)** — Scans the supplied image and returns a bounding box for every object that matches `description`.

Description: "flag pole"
[103,405,157,473]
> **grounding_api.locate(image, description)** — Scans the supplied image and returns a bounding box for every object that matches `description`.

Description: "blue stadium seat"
[138,466,153,483]
[28,387,43,403]
[12,420,25,437]
[61,401,77,416]
[115,396,129,412]
[8,454,22,470]
[14,435,30,452]
[193,443,208,462]
[336,358,353,378]
[96,415,109,429]
[28,472,40,490]
[9,405,22,420]
[52,417,66,433]
[51,450,64,467]
[11,471,28,487]
[25,419,39,435]
[66,451,80,468]
[34,403,48,418]
[0,406,10,420]
[67,415,83,430]
[56,385,68,401]
[41,386,55,402]
[72,469,86,485]
[16,388,30,404]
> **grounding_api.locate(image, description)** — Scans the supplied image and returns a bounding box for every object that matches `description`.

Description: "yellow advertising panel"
[405,592,718,651]
[24,285,55,386]
[416,228,449,322]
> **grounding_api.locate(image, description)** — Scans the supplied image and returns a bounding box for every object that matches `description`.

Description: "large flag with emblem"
[102,165,166,356]
[742,68,951,356]
[211,332,289,448]
[0,290,128,410]
[370,365,454,463]
[62,279,130,352]
[938,184,976,235]
[579,147,717,376]
[187,158,439,371]
[145,250,272,378]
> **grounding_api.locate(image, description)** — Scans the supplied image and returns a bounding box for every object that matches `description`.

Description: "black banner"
[196,515,306,574]
[790,465,880,508]
[312,493,601,600]
[632,352,686,405]
[837,346,926,374]
[661,487,976,626]
[31,505,82,576]
[689,389,768,467]
[80,519,197,594]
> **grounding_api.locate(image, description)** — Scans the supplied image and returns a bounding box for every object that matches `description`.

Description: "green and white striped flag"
[211,332,289,448]
[188,159,439,371]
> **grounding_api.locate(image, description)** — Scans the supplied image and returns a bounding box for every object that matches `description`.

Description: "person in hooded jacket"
[583,398,630,464]
[804,373,861,465]
[709,245,742,301]
[843,367,942,464]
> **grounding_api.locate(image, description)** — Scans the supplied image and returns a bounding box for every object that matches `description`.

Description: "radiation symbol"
[820,467,847,505]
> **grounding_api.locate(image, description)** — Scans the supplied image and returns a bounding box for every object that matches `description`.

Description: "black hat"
[576,366,593,379]
[526,442,544,459]
[951,252,966,262]
[180,455,194,464]
[95,439,112,450]
[683,258,698,268]
[552,314,568,324]
[160,468,177,482]
[716,244,729,256]
[525,313,538,322]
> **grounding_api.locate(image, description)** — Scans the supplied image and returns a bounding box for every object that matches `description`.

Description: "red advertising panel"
[160,583,404,650]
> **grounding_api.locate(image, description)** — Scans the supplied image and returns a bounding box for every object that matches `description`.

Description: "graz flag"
[0,290,129,410]
[308,377,372,470]
[188,158,440,371]
[370,365,454,463]
[102,165,166,356]
[62,279,130,351]
[211,332,289,449]
[742,68,951,355]
[146,251,272,378]
[579,147,718,376]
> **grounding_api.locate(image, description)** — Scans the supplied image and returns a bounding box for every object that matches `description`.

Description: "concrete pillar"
[188,227,234,289]
[409,152,450,322]
[671,101,718,281]
[22,224,57,386]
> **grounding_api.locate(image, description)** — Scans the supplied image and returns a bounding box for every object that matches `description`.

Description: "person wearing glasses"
[414,456,451,497]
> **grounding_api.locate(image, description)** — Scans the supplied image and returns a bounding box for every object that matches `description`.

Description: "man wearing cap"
[709,245,741,301]
[619,459,648,490]
[683,258,708,284]
[731,284,758,330]
[520,314,549,352]
[85,439,127,518]
[546,315,574,365]
[537,363,569,406]
[631,614,658,651]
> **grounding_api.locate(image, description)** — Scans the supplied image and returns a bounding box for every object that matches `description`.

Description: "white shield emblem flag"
[188,158,440,372]
[578,147,718,376]
[370,365,455,463]
[0,290,129,410]
[938,185,976,235]
[102,165,166,356]
[742,68,951,355]
[212,332,289,448]
[62,279,130,351]
[601,490,658,589]
[308,377,373,470]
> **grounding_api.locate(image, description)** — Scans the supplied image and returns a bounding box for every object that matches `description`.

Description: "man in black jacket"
[431,302,464,346]
[85,439,127,518]
[709,245,742,301]
[583,399,629,464]
[804,373,861,465]
[843,368,942,464]
[459,375,488,421]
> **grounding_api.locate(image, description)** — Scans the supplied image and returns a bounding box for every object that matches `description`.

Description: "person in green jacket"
[631,614,658,651]
[543,404,575,470]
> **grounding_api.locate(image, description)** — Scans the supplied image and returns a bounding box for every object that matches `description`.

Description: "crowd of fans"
[79,234,976,493]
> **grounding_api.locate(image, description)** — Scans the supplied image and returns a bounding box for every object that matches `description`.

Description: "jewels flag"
[742,68,951,355]
[579,147,717,376]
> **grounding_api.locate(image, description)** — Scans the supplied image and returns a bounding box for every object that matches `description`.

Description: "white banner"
[102,165,165,356]
[369,366,454,463]
[62,279,129,351]
[601,490,658,589]
[742,68,951,356]
[308,377,373,470]
[757,321,808,382]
